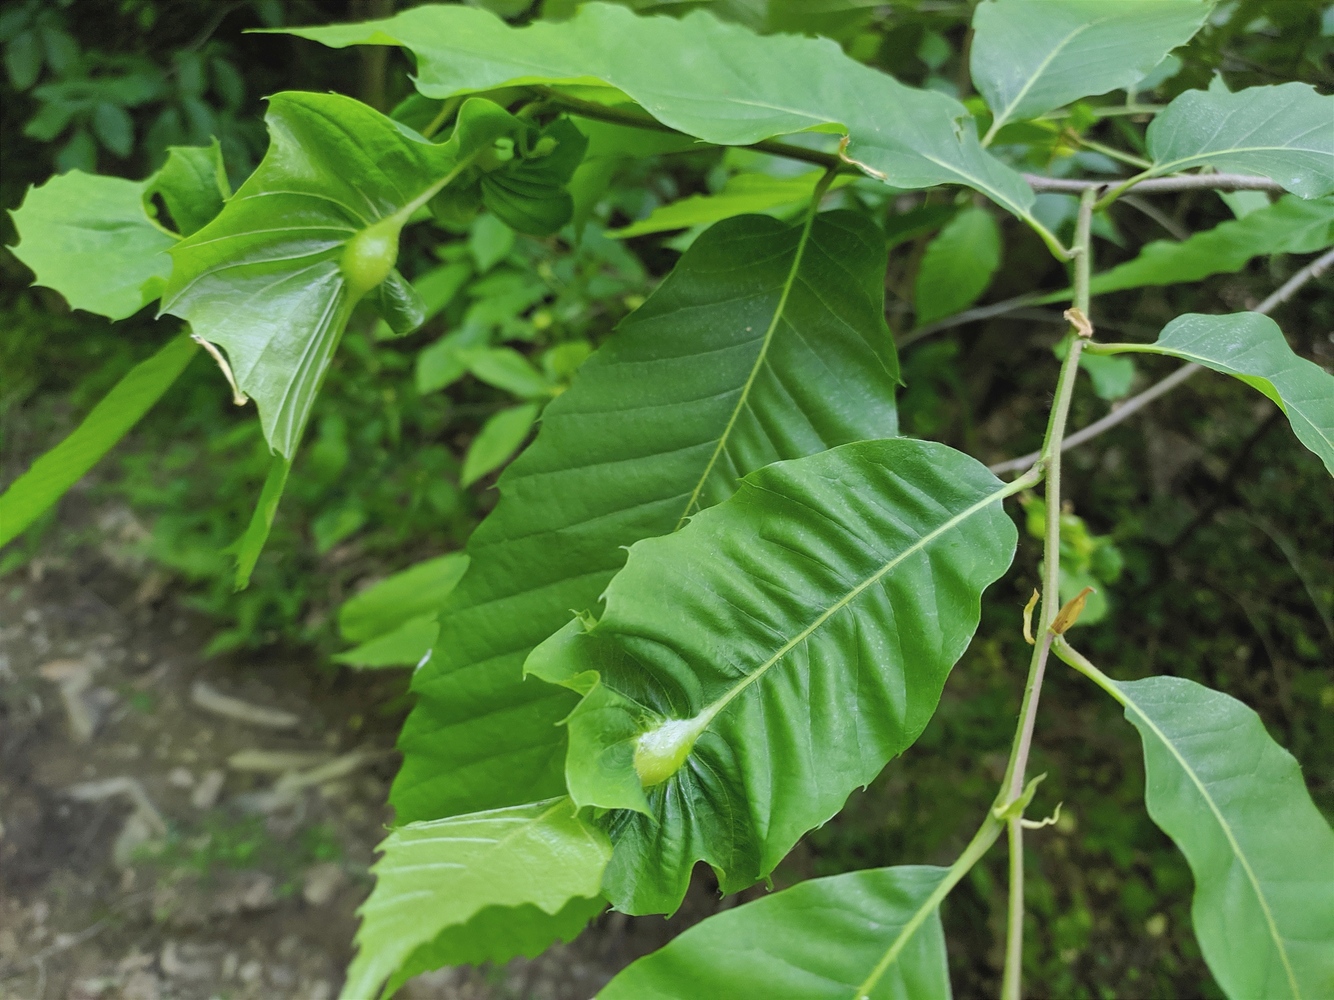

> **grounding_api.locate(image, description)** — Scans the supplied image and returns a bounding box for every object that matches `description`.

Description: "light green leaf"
[391,211,899,826]
[92,100,134,157]
[528,439,1019,913]
[609,171,852,238]
[343,797,609,1000]
[914,206,1001,326]
[465,347,555,399]
[1090,196,1333,296]
[230,454,290,591]
[0,335,197,548]
[160,92,529,459]
[275,2,1041,223]
[972,0,1208,139]
[469,212,515,272]
[599,866,952,1000]
[9,170,177,320]
[1145,81,1334,199]
[1101,675,1334,1000]
[332,614,439,669]
[460,402,540,487]
[1088,313,1334,475]
[338,552,471,643]
[1080,353,1135,401]
[415,326,490,394]
[146,140,231,237]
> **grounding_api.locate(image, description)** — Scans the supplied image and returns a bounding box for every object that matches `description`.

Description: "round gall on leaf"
[340,216,401,300]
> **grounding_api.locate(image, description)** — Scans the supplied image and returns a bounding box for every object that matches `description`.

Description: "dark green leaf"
[528,439,1018,912]
[1088,313,1334,475]
[392,211,899,825]
[0,335,197,548]
[373,261,472,340]
[481,117,588,235]
[342,797,609,1000]
[369,269,427,338]
[1145,81,1334,199]
[92,100,134,157]
[275,3,1042,224]
[56,128,98,174]
[971,0,1209,137]
[5,29,42,90]
[599,866,951,1000]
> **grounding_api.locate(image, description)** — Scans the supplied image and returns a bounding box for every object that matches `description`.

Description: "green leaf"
[342,797,609,1000]
[468,213,515,272]
[146,139,231,237]
[373,261,472,340]
[9,170,177,320]
[338,552,471,643]
[465,347,555,399]
[971,0,1209,138]
[609,171,851,238]
[0,335,197,548]
[368,269,427,338]
[5,29,42,90]
[1079,353,1135,401]
[914,206,1001,326]
[599,865,951,1000]
[529,439,1019,913]
[391,210,899,825]
[92,100,134,158]
[480,117,588,235]
[230,454,290,591]
[460,402,540,487]
[274,3,1041,223]
[160,92,527,459]
[415,326,490,394]
[1087,195,1334,296]
[1088,313,1334,475]
[1145,81,1334,199]
[332,614,440,669]
[1103,675,1334,1000]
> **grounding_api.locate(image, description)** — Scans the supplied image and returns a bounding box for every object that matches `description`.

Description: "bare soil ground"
[0,505,715,1000]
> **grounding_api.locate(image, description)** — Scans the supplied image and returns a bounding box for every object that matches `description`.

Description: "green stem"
[856,809,1005,999]
[420,96,462,140]
[997,186,1096,1000]
[1093,169,1152,211]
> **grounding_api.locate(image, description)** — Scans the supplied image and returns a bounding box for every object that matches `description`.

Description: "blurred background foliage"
[2,1,1331,997]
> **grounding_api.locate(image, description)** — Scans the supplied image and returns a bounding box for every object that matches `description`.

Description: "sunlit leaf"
[229,454,290,591]
[460,402,540,487]
[599,866,952,1000]
[160,92,537,458]
[1145,80,1334,199]
[1088,313,1334,475]
[609,171,853,238]
[971,0,1208,137]
[0,335,197,548]
[343,797,609,1000]
[339,552,471,643]
[527,439,1018,913]
[392,211,899,826]
[275,2,1041,223]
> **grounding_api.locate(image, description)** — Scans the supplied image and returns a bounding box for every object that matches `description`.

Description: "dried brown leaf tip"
[1049,586,1095,635]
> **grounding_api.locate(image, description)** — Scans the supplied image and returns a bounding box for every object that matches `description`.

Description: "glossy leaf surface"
[147,139,231,237]
[160,92,531,458]
[914,206,1001,325]
[1109,676,1334,1000]
[278,2,1041,222]
[599,866,951,1000]
[529,439,1018,913]
[392,211,899,825]
[343,797,609,1000]
[0,335,197,547]
[1090,313,1334,475]
[610,171,852,238]
[1145,81,1334,199]
[971,0,1208,136]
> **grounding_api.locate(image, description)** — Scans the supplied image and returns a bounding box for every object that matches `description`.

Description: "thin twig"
[989,248,1334,476]
[1024,172,1285,195]
[1120,195,1191,241]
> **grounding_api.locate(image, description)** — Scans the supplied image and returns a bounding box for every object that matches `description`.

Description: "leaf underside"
[391,210,900,825]
[1113,676,1334,1000]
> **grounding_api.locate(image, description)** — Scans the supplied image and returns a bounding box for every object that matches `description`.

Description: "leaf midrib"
[1119,685,1301,999]
[672,205,823,529]
[989,19,1099,137]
